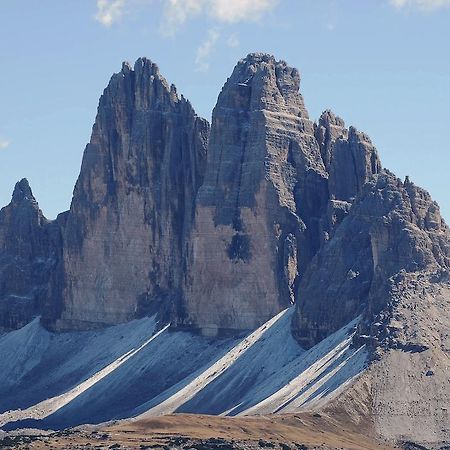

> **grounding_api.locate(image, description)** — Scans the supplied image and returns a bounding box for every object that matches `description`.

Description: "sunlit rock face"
[0,179,61,330]
[178,53,328,336]
[52,58,209,330]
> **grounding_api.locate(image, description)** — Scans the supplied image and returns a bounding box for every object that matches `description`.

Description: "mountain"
[0,54,449,449]
[0,179,62,331]
[180,53,327,335]
[53,58,209,330]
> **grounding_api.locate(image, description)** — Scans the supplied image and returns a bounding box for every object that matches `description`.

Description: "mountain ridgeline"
[1,53,449,346]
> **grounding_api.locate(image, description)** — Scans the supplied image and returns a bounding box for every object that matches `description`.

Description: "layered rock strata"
[179,54,329,336]
[53,58,209,330]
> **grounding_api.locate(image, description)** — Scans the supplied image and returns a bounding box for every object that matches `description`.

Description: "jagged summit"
[54,56,209,330]
[120,57,160,76]
[318,109,345,126]
[101,57,182,117]
[219,52,309,119]
[11,178,36,205]
[0,178,60,331]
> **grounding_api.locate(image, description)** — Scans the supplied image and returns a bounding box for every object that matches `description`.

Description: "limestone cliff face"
[314,110,347,171]
[0,180,61,330]
[328,127,382,202]
[292,171,450,348]
[53,58,209,329]
[179,54,328,336]
[314,111,382,242]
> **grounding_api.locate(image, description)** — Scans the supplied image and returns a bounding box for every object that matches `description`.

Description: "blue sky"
[0,0,449,221]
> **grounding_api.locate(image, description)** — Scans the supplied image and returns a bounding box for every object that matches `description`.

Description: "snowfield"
[0,308,367,430]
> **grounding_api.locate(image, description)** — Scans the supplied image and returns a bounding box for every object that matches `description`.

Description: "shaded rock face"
[313,111,382,243]
[0,180,61,330]
[52,58,209,330]
[292,171,450,348]
[180,54,329,336]
[314,109,347,170]
[328,127,382,202]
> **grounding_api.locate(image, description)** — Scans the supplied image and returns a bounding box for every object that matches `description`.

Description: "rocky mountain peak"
[182,54,326,335]
[11,178,36,205]
[54,58,209,330]
[328,124,382,202]
[0,179,62,331]
[217,53,309,119]
[319,109,346,128]
[99,56,180,122]
[315,110,348,169]
[293,168,450,349]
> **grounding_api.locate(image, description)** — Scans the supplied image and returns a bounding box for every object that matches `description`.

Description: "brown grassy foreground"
[0,412,397,450]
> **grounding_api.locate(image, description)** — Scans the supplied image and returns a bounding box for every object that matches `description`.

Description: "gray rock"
[51,58,209,330]
[314,109,347,170]
[292,170,450,348]
[0,179,61,330]
[328,126,382,202]
[178,53,327,336]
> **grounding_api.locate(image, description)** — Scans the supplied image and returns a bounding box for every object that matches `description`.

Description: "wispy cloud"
[95,0,127,27]
[227,33,240,48]
[195,28,220,72]
[390,0,450,10]
[93,0,278,71]
[163,0,278,34]
[0,138,10,150]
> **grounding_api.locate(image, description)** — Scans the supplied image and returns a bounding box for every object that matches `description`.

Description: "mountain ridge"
[0,53,449,448]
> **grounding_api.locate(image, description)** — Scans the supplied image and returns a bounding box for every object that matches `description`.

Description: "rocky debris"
[179,53,328,335]
[0,179,62,330]
[292,170,450,349]
[50,58,209,330]
[329,278,450,447]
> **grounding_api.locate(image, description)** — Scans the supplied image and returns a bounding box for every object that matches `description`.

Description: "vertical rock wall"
[53,58,209,330]
[0,180,61,330]
[180,54,327,335]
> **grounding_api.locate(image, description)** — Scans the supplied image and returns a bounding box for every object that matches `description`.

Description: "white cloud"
[95,0,127,26]
[210,0,277,23]
[390,0,450,10]
[0,139,10,150]
[195,28,220,72]
[227,33,240,48]
[164,0,277,33]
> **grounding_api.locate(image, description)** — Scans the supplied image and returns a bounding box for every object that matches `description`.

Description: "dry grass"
[9,412,397,449]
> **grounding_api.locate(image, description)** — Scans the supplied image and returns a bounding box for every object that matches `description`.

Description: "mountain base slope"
[0,413,396,450]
